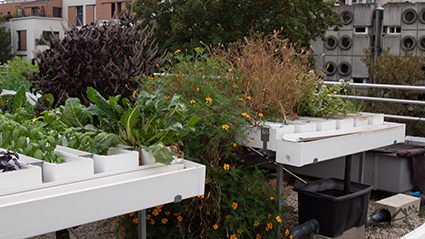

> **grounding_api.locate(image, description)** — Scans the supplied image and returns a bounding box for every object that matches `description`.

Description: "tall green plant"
[1,57,38,92]
[0,24,12,65]
[30,14,167,106]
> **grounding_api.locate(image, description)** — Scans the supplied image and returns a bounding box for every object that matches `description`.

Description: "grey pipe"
[287,219,320,239]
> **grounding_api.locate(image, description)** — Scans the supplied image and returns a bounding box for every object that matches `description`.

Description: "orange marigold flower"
[256,233,262,239]
[226,215,231,220]
[148,76,154,80]
[165,96,170,100]
[150,219,155,225]
[114,219,119,225]
[178,216,183,222]
[190,100,196,104]
[233,84,238,88]
[268,214,271,218]
[259,113,264,117]
[213,224,218,230]
[222,124,229,130]
[247,96,252,100]
[146,214,151,220]
[205,178,209,184]
[270,196,274,200]
[239,97,244,101]
[175,49,181,54]
[165,211,170,216]
[173,213,178,217]
[175,74,180,77]
[232,202,238,209]
[133,218,138,224]
[205,97,212,103]
[276,216,282,223]
[233,143,237,147]
[162,218,168,224]
[253,220,259,227]
[230,234,237,239]
[129,212,135,217]
[196,87,199,91]
[224,163,230,170]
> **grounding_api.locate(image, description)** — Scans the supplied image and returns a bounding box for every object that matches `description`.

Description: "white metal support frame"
[0,160,205,239]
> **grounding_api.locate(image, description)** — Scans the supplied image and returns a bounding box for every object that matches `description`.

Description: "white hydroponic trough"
[0,160,205,239]
[245,113,405,167]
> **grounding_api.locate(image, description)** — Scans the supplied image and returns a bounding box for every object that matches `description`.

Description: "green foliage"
[0,25,13,65]
[128,0,342,55]
[59,84,199,164]
[115,165,287,239]
[0,87,65,163]
[1,57,38,91]
[30,14,167,106]
[361,48,425,136]
[300,79,362,118]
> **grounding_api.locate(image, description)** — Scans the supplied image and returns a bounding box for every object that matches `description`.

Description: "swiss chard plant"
[0,150,21,172]
[59,81,200,165]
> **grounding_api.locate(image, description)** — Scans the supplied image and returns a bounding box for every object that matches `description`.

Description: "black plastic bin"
[293,178,373,237]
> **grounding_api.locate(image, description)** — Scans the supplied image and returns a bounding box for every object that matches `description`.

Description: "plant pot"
[54,145,139,174]
[293,178,373,237]
[41,146,94,182]
[0,153,42,193]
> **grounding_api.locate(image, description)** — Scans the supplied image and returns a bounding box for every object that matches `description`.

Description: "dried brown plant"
[229,31,318,122]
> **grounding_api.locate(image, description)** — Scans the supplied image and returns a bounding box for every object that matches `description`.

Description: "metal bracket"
[174,195,182,203]
[261,127,270,157]
[78,153,94,158]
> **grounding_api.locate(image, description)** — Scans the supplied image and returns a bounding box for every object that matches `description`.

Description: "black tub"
[293,178,373,237]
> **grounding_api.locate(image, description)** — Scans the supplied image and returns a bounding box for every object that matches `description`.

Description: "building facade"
[312,0,425,82]
[0,0,133,60]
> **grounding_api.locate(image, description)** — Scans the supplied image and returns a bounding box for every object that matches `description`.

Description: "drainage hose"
[366,209,391,227]
[286,219,319,239]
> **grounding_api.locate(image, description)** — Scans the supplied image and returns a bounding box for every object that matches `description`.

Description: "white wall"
[10,16,64,60]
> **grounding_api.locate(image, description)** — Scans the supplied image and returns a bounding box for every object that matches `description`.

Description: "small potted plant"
[0,149,42,192]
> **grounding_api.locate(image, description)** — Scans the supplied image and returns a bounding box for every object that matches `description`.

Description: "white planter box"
[0,160,206,239]
[0,154,42,192]
[54,146,139,173]
[276,122,405,167]
[139,148,183,165]
[42,146,94,182]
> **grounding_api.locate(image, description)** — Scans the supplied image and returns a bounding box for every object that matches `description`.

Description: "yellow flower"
[232,202,238,210]
[276,216,282,223]
[285,229,290,236]
[148,76,154,80]
[133,218,138,224]
[205,178,209,184]
[162,218,168,224]
[173,213,178,217]
[165,211,170,216]
[223,163,230,170]
[242,113,247,116]
[259,113,264,117]
[267,222,273,230]
[152,209,159,216]
[150,219,155,225]
[146,214,151,220]
[268,213,271,218]
[205,97,212,103]
[178,216,183,222]
[222,124,229,130]
[226,215,231,220]
[196,87,199,91]
[233,84,238,88]
[198,195,205,199]
[230,234,237,239]
[175,74,180,77]
[120,215,124,218]
[239,97,244,101]
[237,229,243,234]
[247,96,252,100]
[213,224,218,230]
[233,143,237,148]
[195,47,200,50]
[256,233,262,239]
[165,96,170,100]
[175,49,181,54]
[270,196,274,200]
[253,220,259,227]
[132,91,137,98]
[248,140,251,144]
[129,212,135,217]
[190,100,196,104]
[120,226,126,233]
[114,219,119,225]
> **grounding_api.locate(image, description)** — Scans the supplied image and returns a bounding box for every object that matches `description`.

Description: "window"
[53,7,62,18]
[354,27,368,34]
[111,3,116,17]
[16,8,24,17]
[117,2,122,15]
[76,6,83,26]
[37,31,59,45]
[31,7,38,16]
[17,30,27,51]
[387,27,401,34]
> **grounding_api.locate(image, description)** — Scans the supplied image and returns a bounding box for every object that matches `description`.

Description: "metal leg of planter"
[344,155,352,195]
[358,152,365,183]
[138,210,146,239]
[276,162,283,239]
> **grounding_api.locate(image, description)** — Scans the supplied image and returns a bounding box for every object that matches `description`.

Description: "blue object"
[412,191,420,197]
